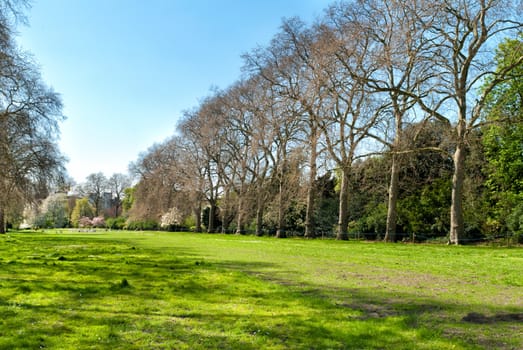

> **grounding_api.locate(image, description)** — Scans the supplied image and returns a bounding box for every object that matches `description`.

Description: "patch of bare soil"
[462,312,523,324]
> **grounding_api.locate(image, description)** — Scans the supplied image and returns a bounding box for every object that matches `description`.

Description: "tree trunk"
[385,153,400,242]
[336,168,350,240]
[194,204,202,233]
[208,202,216,233]
[236,195,244,235]
[276,180,286,238]
[255,202,264,236]
[304,133,318,239]
[222,190,229,234]
[0,207,5,234]
[450,140,466,245]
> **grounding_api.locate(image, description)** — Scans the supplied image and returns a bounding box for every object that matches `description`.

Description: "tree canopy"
[127,0,523,244]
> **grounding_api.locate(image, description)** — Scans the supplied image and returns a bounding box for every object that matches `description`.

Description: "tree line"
[128,0,522,244]
[1,0,521,244]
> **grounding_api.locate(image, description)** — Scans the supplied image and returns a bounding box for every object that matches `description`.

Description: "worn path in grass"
[0,231,521,349]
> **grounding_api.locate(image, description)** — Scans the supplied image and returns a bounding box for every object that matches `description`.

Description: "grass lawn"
[0,230,521,349]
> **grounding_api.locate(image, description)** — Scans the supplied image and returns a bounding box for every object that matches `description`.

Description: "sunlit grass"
[0,230,521,349]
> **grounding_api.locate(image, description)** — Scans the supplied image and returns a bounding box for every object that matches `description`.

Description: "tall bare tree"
[394,0,522,244]
[319,6,385,240]
[0,1,65,232]
[237,75,279,236]
[243,18,327,238]
[79,172,107,217]
[179,94,228,233]
[354,0,437,242]
[107,173,131,217]
[128,136,187,225]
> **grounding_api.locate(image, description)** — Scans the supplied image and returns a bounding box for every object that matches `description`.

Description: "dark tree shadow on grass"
[1,233,521,349]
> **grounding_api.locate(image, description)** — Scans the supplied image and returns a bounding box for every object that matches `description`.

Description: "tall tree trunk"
[115,202,121,218]
[450,139,466,245]
[236,195,244,235]
[336,168,350,240]
[222,189,229,234]
[0,207,5,234]
[208,202,216,233]
[304,132,318,239]
[194,203,202,233]
[255,201,264,236]
[276,180,286,238]
[385,153,400,242]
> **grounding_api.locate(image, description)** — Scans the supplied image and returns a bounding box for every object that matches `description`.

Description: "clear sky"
[17,0,328,184]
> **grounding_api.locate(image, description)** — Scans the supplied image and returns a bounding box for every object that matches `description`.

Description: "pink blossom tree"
[78,216,92,228]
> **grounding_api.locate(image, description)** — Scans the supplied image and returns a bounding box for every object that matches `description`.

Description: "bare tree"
[176,136,207,232]
[128,137,186,225]
[0,3,65,232]
[107,173,131,217]
[393,0,523,244]
[218,81,260,234]
[79,172,108,217]
[318,7,385,240]
[243,17,328,238]
[236,75,278,236]
[178,94,228,233]
[354,0,438,242]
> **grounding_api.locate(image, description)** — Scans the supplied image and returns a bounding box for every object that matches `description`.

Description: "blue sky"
[17,0,328,184]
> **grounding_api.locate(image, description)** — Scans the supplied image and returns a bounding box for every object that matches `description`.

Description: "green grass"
[0,231,521,349]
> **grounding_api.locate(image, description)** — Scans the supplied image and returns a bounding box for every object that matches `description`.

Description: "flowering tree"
[91,216,106,228]
[160,207,183,230]
[78,216,92,228]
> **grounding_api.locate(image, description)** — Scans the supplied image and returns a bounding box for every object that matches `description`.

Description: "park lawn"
[0,231,521,349]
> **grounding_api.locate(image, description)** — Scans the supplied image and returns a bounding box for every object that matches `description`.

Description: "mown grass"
[0,230,521,349]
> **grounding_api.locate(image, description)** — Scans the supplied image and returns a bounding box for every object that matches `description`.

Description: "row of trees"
[0,0,67,233]
[131,0,523,244]
[128,0,522,244]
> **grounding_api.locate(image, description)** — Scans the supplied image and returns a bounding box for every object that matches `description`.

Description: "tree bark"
[194,204,202,233]
[450,138,466,245]
[0,207,5,234]
[255,202,264,236]
[207,202,216,233]
[236,195,244,235]
[222,189,230,234]
[304,132,318,238]
[336,168,350,240]
[276,179,286,238]
[385,153,400,242]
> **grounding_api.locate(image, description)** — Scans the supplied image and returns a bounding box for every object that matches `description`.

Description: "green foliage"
[0,231,521,349]
[125,219,159,231]
[121,187,135,214]
[182,214,198,232]
[201,206,221,233]
[33,193,69,229]
[482,36,523,237]
[350,203,387,240]
[397,179,451,239]
[105,217,127,230]
[70,198,95,228]
[312,172,338,237]
[506,202,523,244]
[284,200,306,235]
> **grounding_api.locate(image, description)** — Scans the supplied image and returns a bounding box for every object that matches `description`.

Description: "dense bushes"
[125,219,159,231]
